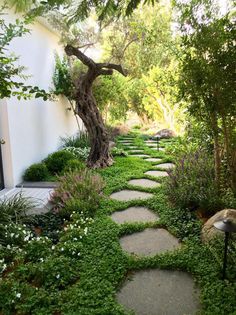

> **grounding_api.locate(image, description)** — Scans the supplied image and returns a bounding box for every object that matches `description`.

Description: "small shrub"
[50,170,104,215]
[0,193,34,225]
[164,149,220,214]
[44,150,74,175]
[111,147,128,157]
[61,132,90,149]
[23,163,49,181]
[63,146,90,161]
[63,159,86,173]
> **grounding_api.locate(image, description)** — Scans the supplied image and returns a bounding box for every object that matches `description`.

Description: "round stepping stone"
[119,228,180,256]
[154,163,175,169]
[150,147,165,151]
[117,269,200,315]
[110,190,153,202]
[145,140,156,143]
[145,170,168,177]
[128,179,160,188]
[131,154,150,158]
[145,158,162,162]
[111,207,159,224]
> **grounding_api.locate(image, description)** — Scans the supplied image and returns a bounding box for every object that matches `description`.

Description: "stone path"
[131,154,150,158]
[154,163,175,169]
[120,228,181,256]
[128,178,160,188]
[117,270,200,315]
[111,207,158,224]
[110,136,199,315]
[145,170,169,177]
[110,190,153,202]
[145,157,162,162]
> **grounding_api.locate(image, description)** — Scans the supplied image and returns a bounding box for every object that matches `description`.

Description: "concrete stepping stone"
[110,190,153,202]
[119,228,180,256]
[145,158,162,162]
[145,140,156,143]
[150,147,165,151]
[117,269,200,315]
[129,150,144,153]
[145,170,168,177]
[154,163,175,169]
[131,154,150,158]
[111,206,159,224]
[121,142,133,145]
[146,143,157,147]
[128,179,160,188]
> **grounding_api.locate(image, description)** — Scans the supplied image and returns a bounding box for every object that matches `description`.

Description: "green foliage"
[61,132,90,149]
[50,169,104,214]
[44,150,74,174]
[63,159,86,172]
[175,0,236,192]
[52,53,74,100]
[0,193,34,226]
[63,146,90,161]
[23,163,49,181]
[0,135,236,314]
[164,148,220,214]
[93,74,128,123]
[0,12,49,100]
[111,147,128,157]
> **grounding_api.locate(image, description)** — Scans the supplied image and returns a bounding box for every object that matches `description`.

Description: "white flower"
[39,258,44,262]
[56,274,60,279]
[16,293,21,298]
[84,227,88,235]
[2,264,7,271]
[77,252,81,256]
[51,245,55,250]
[61,247,64,251]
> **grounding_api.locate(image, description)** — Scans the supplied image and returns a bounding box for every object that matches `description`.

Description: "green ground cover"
[0,134,235,315]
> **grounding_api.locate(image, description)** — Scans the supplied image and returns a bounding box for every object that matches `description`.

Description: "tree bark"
[65,45,127,168]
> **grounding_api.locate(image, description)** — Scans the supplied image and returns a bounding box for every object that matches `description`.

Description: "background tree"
[175,0,236,193]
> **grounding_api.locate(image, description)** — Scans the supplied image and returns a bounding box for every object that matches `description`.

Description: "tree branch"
[65,45,96,69]
[97,63,127,76]
[99,69,114,75]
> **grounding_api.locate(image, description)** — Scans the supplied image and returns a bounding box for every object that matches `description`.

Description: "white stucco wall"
[0,11,81,187]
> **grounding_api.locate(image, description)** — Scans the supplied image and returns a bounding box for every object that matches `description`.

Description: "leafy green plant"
[0,193,34,225]
[50,169,104,215]
[61,132,90,149]
[164,148,220,214]
[44,150,74,174]
[23,163,49,181]
[63,159,86,172]
[111,147,128,157]
[63,146,90,161]
[0,11,49,100]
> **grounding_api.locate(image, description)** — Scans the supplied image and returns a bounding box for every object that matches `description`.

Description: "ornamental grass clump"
[50,169,104,217]
[164,149,220,214]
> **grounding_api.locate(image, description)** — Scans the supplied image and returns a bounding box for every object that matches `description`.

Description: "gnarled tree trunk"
[65,45,127,168]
